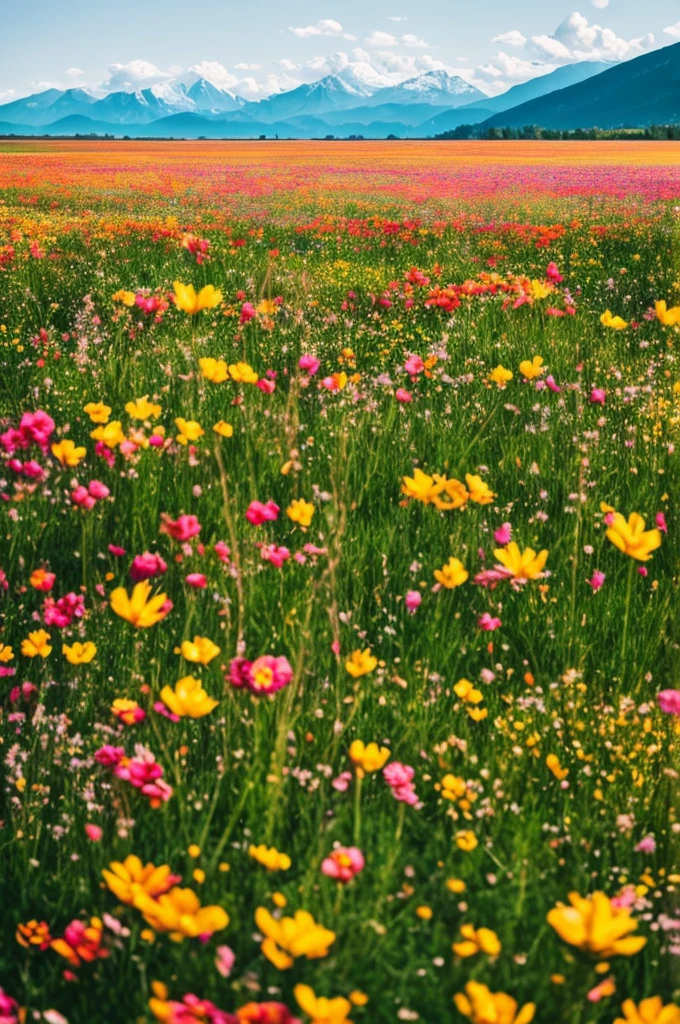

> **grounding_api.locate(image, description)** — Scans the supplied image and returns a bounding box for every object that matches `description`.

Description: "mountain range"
[1,44,679,139]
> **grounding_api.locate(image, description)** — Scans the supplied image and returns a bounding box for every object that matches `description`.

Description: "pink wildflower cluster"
[94,744,173,806]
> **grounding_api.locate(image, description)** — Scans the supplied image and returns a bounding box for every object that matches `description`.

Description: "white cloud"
[530,12,654,65]
[366,30,397,47]
[102,60,174,92]
[187,60,238,91]
[234,63,261,71]
[592,0,608,7]
[65,67,85,81]
[387,16,407,21]
[401,33,429,48]
[289,19,354,40]
[0,88,16,103]
[491,30,527,47]
[664,21,680,38]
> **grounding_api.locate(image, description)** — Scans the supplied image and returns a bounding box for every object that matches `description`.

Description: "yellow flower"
[102,856,177,905]
[175,418,204,445]
[160,676,218,718]
[455,831,478,852]
[547,891,647,958]
[453,924,501,958]
[434,557,468,589]
[402,468,445,505]
[494,542,548,581]
[84,401,111,424]
[446,878,466,894]
[126,396,161,420]
[110,580,170,629]
[489,365,513,388]
[435,476,470,510]
[199,357,229,383]
[600,309,628,330]
[62,641,97,665]
[213,420,234,438]
[111,698,144,725]
[467,706,488,722]
[249,844,292,871]
[294,984,353,1024]
[349,992,368,1007]
[21,630,52,658]
[51,439,86,467]
[546,753,569,780]
[179,636,220,665]
[134,886,228,941]
[453,679,483,704]
[0,643,14,663]
[454,981,535,1024]
[614,997,680,1024]
[91,421,125,449]
[228,361,258,384]
[287,498,315,527]
[529,279,552,300]
[465,474,495,505]
[349,740,390,773]
[519,356,544,380]
[257,299,278,316]
[655,300,680,327]
[606,512,661,562]
[345,649,377,678]
[173,281,222,314]
[112,289,135,306]
[255,907,335,969]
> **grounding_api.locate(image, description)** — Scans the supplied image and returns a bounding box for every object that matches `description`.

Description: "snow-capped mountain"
[363,71,486,108]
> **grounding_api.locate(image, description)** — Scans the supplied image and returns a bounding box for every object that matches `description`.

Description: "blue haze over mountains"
[1,43,679,139]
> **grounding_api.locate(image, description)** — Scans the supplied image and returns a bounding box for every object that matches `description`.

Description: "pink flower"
[109,545,126,557]
[72,485,96,510]
[261,544,290,568]
[185,573,207,588]
[634,835,656,853]
[383,762,419,806]
[161,514,202,541]
[299,354,320,375]
[130,552,168,582]
[587,570,606,592]
[85,824,103,842]
[545,375,561,393]
[88,480,110,499]
[404,354,424,376]
[215,945,236,978]
[321,846,365,883]
[396,388,412,403]
[227,654,293,695]
[478,612,501,631]
[256,378,276,394]
[239,301,256,324]
[546,262,564,283]
[245,500,279,526]
[43,592,85,627]
[0,987,20,1024]
[656,512,668,534]
[214,541,231,564]
[94,745,125,767]
[658,689,680,714]
[493,522,512,545]
[590,387,606,405]
[405,590,422,613]
[332,770,352,792]
[31,570,56,592]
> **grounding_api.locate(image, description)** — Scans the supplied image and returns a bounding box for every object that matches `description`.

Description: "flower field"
[2,139,680,1023]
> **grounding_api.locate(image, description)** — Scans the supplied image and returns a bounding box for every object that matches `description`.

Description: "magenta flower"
[634,835,656,853]
[404,354,424,375]
[590,387,606,405]
[587,570,606,592]
[321,846,365,883]
[658,689,680,714]
[384,762,419,805]
[185,573,208,588]
[245,500,280,526]
[161,514,202,541]
[227,654,293,695]
[130,552,168,582]
[493,522,512,545]
[405,590,422,613]
[656,512,668,534]
[396,388,412,403]
[299,354,320,375]
[478,612,501,631]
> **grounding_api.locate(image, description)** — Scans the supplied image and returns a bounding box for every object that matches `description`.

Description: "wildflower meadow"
[2,139,680,1024]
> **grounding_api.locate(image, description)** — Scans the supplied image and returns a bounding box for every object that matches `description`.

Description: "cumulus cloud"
[187,60,238,91]
[289,19,355,40]
[234,62,261,71]
[101,60,175,92]
[592,0,608,7]
[491,30,527,48]
[530,12,654,65]
[365,29,429,48]
[664,21,680,38]
[65,67,85,81]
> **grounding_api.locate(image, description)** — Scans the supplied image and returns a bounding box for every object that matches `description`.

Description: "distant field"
[1,139,680,1024]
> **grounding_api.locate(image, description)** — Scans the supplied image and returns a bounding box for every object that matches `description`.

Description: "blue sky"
[3,0,680,101]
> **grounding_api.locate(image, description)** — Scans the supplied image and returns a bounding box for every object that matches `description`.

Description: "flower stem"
[353,772,363,845]
[620,557,635,670]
